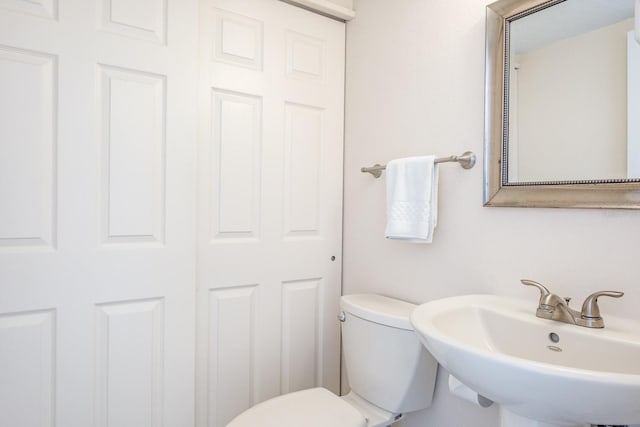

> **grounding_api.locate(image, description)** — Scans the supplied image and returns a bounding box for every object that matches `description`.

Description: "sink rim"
[410,293,640,383]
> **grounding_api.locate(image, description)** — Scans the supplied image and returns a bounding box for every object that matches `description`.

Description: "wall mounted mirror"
[484,0,640,209]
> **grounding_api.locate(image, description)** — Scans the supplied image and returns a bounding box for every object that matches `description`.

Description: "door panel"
[0,309,55,427]
[207,286,258,427]
[95,298,165,427]
[197,1,345,426]
[0,46,56,248]
[0,1,198,426]
[99,65,166,245]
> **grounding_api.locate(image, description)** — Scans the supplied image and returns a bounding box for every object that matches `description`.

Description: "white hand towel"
[384,156,439,243]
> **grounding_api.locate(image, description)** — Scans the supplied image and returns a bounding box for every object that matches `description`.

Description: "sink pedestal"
[499,407,589,427]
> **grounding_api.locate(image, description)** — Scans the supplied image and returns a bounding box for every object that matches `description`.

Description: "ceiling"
[511,0,635,54]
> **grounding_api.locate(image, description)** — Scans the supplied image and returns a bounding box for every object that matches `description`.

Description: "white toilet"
[227,294,439,427]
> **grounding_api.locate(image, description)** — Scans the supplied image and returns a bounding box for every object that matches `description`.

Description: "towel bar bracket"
[361,151,476,178]
[360,164,384,178]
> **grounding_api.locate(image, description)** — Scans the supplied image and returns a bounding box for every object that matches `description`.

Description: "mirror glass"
[506,0,639,184]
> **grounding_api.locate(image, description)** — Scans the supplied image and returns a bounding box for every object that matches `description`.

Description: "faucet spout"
[548,300,579,324]
[521,280,574,322]
[535,291,579,324]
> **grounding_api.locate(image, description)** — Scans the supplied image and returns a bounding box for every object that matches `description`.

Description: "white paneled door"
[196,1,345,426]
[0,1,344,427]
[0,1,198,427]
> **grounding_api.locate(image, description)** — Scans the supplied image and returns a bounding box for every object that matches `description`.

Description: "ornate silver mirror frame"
[484,0,640,209]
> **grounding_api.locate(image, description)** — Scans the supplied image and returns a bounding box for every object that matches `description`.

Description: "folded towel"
[384,156,439,243]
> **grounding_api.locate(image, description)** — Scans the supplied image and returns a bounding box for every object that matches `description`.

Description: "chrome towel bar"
[360,151,476,178]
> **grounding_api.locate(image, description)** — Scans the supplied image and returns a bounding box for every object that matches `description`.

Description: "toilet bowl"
[226,294,439,427]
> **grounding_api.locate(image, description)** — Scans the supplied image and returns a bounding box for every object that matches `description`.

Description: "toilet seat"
[226,387,367,427]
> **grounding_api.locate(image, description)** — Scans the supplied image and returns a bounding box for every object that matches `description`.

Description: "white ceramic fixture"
[226,294,438,427]
[410,294,640,427]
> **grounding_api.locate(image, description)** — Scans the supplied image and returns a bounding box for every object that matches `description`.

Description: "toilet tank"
[340,294,438,414]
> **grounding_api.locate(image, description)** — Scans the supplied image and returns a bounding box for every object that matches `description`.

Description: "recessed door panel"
[207,286,257,426]
[0,47,56,248]
[95,299,164,427]
[281,278,322,393]
[0,310,55,427]
[210,89,262,241]
[99,65,166,245]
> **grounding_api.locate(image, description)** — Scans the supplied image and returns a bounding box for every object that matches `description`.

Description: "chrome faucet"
[521,279,624,328]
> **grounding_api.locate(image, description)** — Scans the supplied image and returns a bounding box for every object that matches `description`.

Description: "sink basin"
[410,294,640,427]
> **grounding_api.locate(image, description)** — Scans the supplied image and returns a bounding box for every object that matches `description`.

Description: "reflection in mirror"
[507,0,638,183]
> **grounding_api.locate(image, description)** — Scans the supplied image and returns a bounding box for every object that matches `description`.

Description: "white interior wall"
[343,1,640,426]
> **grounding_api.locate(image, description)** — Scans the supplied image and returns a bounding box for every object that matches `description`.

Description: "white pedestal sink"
[410,294,640,427]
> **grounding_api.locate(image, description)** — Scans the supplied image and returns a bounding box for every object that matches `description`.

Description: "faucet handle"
[520,279,550,298]
[521,279,555,313]
[580,290,624,319]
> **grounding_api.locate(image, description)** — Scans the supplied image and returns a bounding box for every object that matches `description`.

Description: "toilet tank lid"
[340,294,416,330]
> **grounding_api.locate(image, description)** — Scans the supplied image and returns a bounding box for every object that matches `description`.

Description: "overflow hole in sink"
[548,332,560,343]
